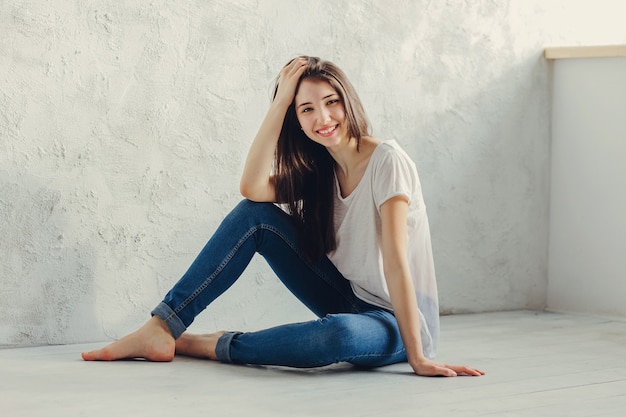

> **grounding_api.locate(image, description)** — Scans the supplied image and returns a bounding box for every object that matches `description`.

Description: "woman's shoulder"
[370,139,415,167]
[367,138,422,206]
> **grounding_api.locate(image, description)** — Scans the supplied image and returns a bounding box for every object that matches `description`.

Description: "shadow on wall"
[0,171,100,347]
[412,52,551,314]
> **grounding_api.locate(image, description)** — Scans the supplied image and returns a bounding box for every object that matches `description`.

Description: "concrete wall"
[1,0,625,347]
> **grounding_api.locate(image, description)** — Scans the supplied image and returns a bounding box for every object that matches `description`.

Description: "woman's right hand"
[411,357,485,377]
[273,57,309,107]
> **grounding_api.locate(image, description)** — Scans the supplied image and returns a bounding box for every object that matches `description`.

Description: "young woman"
[82,56,484,377]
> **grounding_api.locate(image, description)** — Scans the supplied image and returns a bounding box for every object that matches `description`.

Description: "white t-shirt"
[327,140,440,358]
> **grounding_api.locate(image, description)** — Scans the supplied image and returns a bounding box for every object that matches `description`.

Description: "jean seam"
[172,225,259,316]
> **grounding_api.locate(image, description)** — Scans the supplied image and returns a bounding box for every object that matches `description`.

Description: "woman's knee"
[223,199,300,252]
[325,312,401,347]
[320,313,406,367]
[225,199,281,226]
[233,198,272,214]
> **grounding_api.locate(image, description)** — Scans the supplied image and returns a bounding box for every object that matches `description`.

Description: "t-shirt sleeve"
[372,147,417,210]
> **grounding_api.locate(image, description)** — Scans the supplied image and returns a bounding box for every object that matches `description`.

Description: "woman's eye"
[302,107,312,113]
[328,99,338,105]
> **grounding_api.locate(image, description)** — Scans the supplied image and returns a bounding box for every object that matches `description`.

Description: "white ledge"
[545,45,626,60]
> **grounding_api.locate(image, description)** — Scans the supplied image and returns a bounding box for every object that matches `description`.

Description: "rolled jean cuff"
[215,331,243,363]
[151,302,187,339]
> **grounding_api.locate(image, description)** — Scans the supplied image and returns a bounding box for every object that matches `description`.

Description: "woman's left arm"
[380,196,485,377]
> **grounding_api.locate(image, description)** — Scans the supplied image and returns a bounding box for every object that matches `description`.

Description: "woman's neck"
[331,136,380,171]
[328,136,381,197]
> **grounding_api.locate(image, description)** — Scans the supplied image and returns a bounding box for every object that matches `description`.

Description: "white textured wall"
[1,0,625,347]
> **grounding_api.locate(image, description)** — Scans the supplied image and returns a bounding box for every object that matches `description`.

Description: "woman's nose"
[319,108,331,124]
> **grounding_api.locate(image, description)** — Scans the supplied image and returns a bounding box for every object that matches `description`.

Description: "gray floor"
[1,311,625,417]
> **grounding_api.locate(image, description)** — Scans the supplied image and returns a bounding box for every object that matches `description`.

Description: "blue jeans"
[151,199,407,368]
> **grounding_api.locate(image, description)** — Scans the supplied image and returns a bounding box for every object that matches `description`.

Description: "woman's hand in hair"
[241,58,308,202]
[274,57,308,107]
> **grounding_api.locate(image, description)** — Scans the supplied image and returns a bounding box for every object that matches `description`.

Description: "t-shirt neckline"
[334,140,392,202]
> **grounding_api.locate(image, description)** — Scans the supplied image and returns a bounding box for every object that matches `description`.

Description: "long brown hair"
[273,56,370,262]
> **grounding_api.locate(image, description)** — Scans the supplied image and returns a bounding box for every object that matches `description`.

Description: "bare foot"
[81,316,175,362]
[175,331,226,360]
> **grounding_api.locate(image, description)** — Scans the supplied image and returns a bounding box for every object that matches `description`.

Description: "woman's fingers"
[276,58,308,99]
[414,359,485,377]
[447,363,486,376]
[279,58,306,81]
[434,365,457,377]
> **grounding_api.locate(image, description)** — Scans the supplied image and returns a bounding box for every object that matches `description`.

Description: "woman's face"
[294,78,348,149]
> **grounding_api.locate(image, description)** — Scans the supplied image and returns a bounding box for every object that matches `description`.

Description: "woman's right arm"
[240,58,308,202]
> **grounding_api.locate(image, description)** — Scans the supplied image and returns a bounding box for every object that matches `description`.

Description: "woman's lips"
[317,124,338,137]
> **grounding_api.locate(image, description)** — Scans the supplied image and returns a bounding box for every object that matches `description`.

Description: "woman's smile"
[317,124,339,137]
